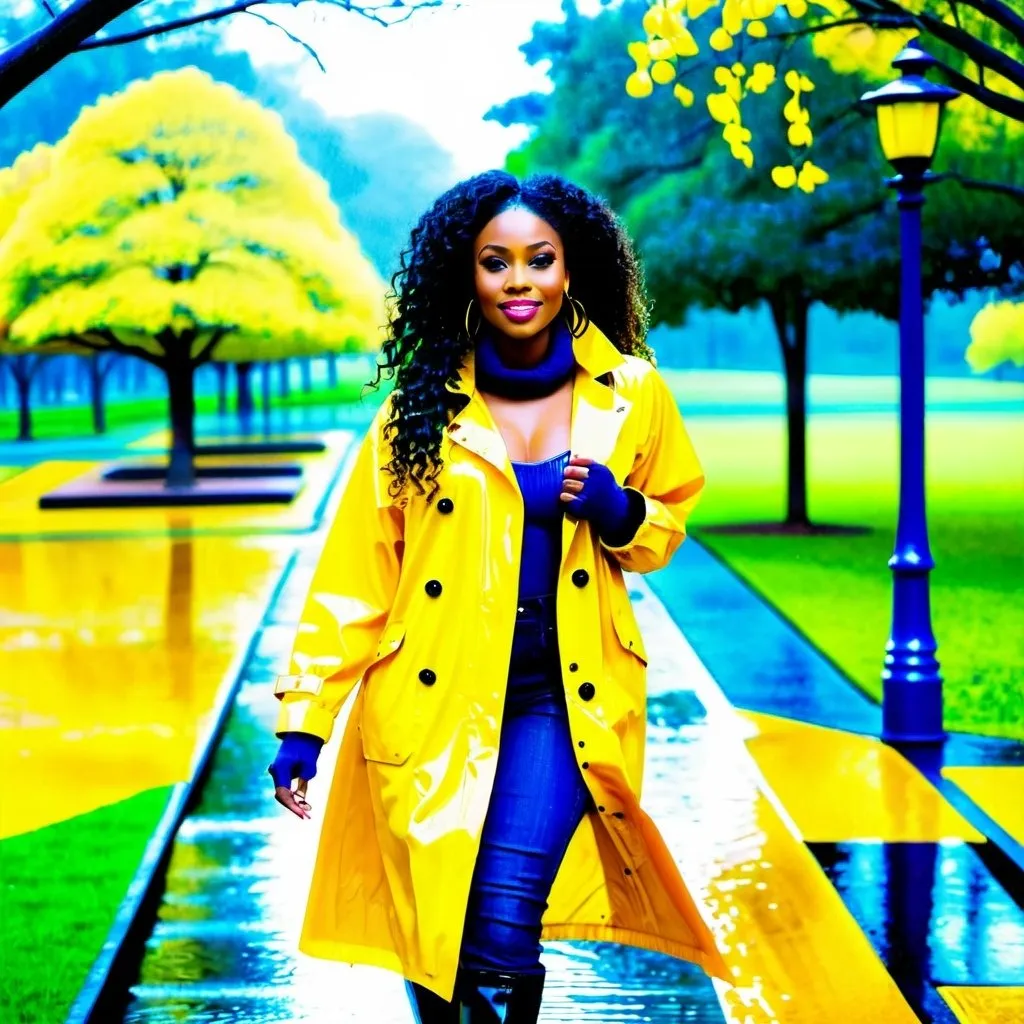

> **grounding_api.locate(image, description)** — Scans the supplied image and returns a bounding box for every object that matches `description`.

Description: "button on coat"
[272,323,722,1001]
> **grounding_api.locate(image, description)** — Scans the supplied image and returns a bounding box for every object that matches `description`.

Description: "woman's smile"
[498,299,542,324]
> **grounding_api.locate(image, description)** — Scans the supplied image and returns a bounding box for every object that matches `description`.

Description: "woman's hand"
[269,732,324,820]
[561,455,645,546]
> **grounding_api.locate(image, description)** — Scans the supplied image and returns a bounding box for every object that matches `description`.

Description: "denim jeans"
[459,596,592,975]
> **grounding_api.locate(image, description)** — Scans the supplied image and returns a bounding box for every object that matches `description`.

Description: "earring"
[464,299,482,341]
[563,290,589,339]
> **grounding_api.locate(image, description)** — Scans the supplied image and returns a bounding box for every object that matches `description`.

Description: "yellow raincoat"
[273,322,730,999]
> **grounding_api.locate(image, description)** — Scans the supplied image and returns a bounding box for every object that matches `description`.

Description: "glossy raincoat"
[273,322,730,999]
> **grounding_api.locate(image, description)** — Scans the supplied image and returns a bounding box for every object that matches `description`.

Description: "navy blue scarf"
[475,320,576,399]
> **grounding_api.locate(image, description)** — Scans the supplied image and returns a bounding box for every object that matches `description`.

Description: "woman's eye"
[532,254,555,268]
[482,258,506,272]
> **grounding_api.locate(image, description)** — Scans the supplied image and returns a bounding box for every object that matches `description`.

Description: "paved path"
[115,459,1024,1023]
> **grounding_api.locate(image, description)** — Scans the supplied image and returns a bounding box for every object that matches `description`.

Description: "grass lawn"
[0,787,172,1024]
[683,412,1024,740]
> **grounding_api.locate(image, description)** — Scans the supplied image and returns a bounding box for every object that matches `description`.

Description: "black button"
[598,805,605,812]
[578,740,585,748]
[418,668,437,686]
[569,662,578,672]
[612,811,625,819]
[582,762,589,769]
[425,579,442,597]
[578,682,595,701]
[437,498,454,514]
[571,569,589,588]
[624,868,632,876]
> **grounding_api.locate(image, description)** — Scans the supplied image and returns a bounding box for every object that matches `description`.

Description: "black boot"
[456,968,545,1023]
[406,980,459,1024]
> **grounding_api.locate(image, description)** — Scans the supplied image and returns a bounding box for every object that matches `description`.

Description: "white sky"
[223,0,608,178]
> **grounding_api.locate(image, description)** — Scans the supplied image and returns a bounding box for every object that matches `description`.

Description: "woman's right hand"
[269,732,324,819]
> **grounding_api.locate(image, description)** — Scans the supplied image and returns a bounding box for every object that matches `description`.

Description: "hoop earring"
[464,299,482,341]
[563,291,589,339]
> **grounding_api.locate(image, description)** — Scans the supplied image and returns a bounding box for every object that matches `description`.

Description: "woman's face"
[473,206,569,350]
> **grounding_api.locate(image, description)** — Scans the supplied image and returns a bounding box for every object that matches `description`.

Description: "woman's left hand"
[561,456,630,531]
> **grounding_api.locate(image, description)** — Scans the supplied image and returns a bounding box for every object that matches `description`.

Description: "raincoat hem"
[540,923,732,984]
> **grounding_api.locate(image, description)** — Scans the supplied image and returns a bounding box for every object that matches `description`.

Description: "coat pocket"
[359,621,415,766]
[609,596,648,666]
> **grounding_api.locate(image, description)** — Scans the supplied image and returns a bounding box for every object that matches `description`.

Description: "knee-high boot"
[406,980,459,1024]
[456,967,545,1023]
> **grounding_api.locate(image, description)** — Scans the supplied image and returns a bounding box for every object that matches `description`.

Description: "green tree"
[0,67,384,485]
[496,0,1021,527]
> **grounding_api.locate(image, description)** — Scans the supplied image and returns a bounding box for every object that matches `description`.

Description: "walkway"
[116,485,1024,1022]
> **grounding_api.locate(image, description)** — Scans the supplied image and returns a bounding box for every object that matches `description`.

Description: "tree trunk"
[14,364,33,441]
[235,362,254,415]
[326,353,338,389]
[165,351,196,489]
[214,361,228,416]
[769,293,810,528]
[261,361,272,413]
[88,357,106,434]
[300,356,313,393]
[278,359,291,399]
[0,359,9,408]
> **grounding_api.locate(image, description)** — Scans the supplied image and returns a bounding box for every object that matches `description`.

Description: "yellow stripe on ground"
[943,767,1024,847]
[0,534,291,838]
[738,711,983,842]
[0,432,351,537]
[633,590,921,1023]
[938,986,1024,1023]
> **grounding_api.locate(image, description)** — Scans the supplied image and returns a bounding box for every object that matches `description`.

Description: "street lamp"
[860,41,959,743]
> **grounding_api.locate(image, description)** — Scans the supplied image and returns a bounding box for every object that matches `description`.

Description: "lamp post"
[860,42,959,743]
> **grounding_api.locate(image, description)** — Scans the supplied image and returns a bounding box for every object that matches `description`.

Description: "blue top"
[512,451,570,600]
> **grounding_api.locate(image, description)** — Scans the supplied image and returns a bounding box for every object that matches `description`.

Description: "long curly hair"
[370,170,653,501]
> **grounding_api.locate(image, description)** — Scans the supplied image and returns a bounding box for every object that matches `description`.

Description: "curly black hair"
[370,170,653,501]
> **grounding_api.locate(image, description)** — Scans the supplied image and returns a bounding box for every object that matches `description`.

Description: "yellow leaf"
[652,60,677,84]
[643,7,667,37]
[667,0,687,11]
[797,160,829,192]
[771,165,798,188]
[750,0,778,16]
[748,62,776,93]
[710,27,734,51]
[627,41,652,70]
[673,83,696,107]
[966,300,1024,372]
[788,122,813,146]
[723,0,743,35]
[723,123,752,144]
[799,74,815,91]
[783,95,803,122]
[785,0,808,16]
[731,62,747,77]
[784,69,802,90]
[707,91,741,124]
[649,37,675,60]
[626,71,655,98]
[746,20,768,37]
[670,28,700,57]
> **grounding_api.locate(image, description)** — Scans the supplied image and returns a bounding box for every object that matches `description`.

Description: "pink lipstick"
[498,301,542,324]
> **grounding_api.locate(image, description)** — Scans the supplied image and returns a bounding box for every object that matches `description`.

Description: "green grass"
[0,467,23,483]
[0,788,172,1024]
[683,412,1024,740]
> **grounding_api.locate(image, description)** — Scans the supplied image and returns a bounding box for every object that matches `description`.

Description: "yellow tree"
[626,0,1023,192]
[0,67,385,485]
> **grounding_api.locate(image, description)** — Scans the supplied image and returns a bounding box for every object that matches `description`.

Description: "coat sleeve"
[272,408,404,743]
[602,367,705,574]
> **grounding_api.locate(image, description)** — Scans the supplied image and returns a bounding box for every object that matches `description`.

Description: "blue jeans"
[459,596,592,975]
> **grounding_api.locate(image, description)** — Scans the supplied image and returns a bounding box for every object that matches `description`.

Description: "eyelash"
[482,254,556,272]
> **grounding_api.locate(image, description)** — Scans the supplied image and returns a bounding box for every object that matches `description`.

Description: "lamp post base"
[881,676,944,744]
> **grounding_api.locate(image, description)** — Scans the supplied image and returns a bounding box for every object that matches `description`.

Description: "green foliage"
[0,787,172,1024]
[0,67,385,364]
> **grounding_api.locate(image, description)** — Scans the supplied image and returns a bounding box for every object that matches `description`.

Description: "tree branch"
[74,328,166,367]
[933,58,1024,121]
[953,0,1024,47]
[192,328,230,365]
[76,0,265,50]
[803,197,887,243]
[932,170,1024,202]
[244,9,326,73]
[766,14,908,40]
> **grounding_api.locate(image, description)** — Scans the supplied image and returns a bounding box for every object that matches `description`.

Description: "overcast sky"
[222,0,607,178]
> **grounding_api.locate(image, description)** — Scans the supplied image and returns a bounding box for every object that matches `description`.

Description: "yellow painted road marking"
[943,767,1024,847]
[635,587,922,1023]
[939,986,1024,1023]
[739,711,983,843]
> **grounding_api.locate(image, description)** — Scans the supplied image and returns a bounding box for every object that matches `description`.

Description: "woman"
[268,171,728,1022]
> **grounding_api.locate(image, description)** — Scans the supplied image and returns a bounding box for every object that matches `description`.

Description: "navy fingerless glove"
[268,732,324,789]
[568,462,646,546]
